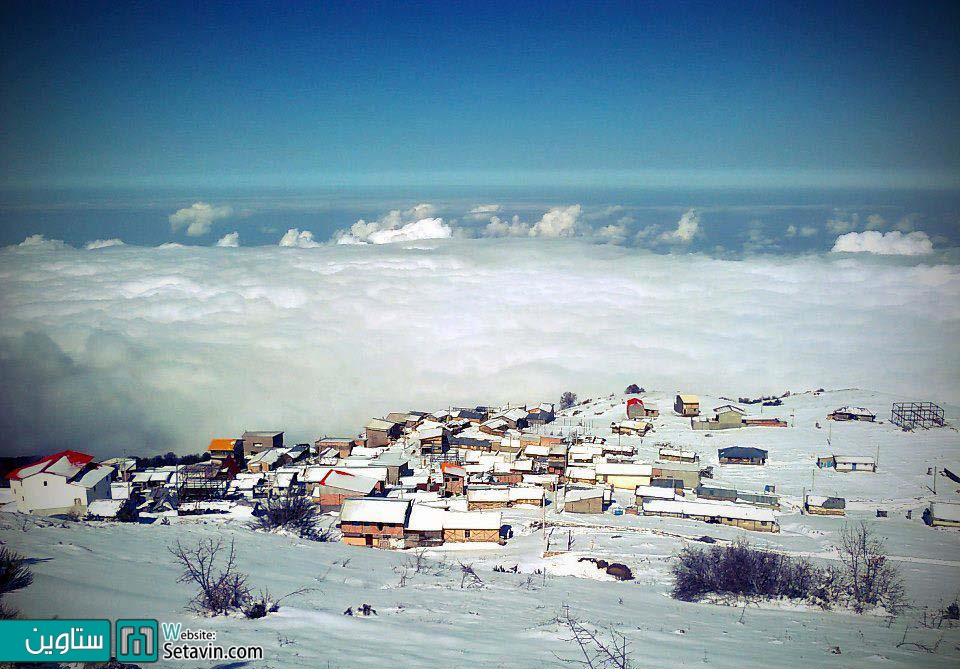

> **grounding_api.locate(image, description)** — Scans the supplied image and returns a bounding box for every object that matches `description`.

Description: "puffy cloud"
[278,228,322,248]
[659,208,700,243]
[484,215,530,238]
[1,240,957,458]
[215,232,240,248]
[85,238,125,250]
[18,234,66,249]
[168,202,233,236]
[529,205,582,238]
[831,230,934,256]
[366,218,451,244]
[826,212,860,235]
[336,203,439,243]
[596,223,628,245]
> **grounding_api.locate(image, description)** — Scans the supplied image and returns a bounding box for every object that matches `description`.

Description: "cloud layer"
[1,240,957,457]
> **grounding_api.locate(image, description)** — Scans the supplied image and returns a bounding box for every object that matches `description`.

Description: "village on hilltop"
[2,390,958,548]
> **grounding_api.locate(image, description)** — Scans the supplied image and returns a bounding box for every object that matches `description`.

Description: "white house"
[7,450,113,516]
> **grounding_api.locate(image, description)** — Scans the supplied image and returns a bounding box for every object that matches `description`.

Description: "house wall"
[600,474,651,490]
[653,469,700,489]
[468,500,509,510]
[564,497,603,514]
[805,506,845,516]
[493,472,522,485]
[443,528,500,543]
[14,472,110,515]
[366,429,391,448]
[243,434,282,457]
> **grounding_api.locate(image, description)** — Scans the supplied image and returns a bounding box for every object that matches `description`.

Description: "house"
[692,404,744,431]
[627,398,659,419]
[509,485,545,507]
[695,484,738,502]
[741,415,788,428]
[635,484,681,509]
[242,431,283,458]
[718,446,768,465]
[651,461,701,489]
[311,468,380,509]
[833,455,877,473]
[827,406,876,422]
[7,450,114,516]
[674,394,700,417]
[611,420,652,436]
[442,510,502,543]
[595,462,652,490]
[247,448,292,473]
[658,447,698,463]
[207,438,241,464]
[526,403,555,426]
[493,462,523,485]
[466,486,510,510]
[561,486,606,514]
[926,501,960,528]
[340,498,411,548]
[642,498,779,533]
[416,424,449,455]
[441,463,467,496]
[496,408,530,431]
[479,417,510,437]
[365,419,402,448]
[804,494,846,516]
[314,437,355,459]
[737,490,780,509]
[565,466,597,484]
[101,457,137,482]
[404,504,446,547]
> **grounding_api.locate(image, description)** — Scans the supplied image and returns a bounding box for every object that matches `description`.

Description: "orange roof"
[208,438,239,452]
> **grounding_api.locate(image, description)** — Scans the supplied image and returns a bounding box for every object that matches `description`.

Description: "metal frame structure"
[890,401,945,429]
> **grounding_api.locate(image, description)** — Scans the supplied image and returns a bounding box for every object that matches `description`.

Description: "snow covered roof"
[564,487,604,502]
[509,486,545,501]
[930,502,960,522]
[596,462,652,476]
[248,448,289,465]
[713,404,745,414]
[653,460,701,472]
[615,420,650,431]
[677,394,699,404]
[635,485,680,500]
[806,495,845,509]
[831,406,875,417]
[340,498,410,524]
[366,418,399,431]
[406,503,447,531]
[644,498,776,522]
[74,464,114,488]
[442,510,502,530]
[566,466,597,480]
[658,448,697,459]
[524,444,550,457]
[523,473,559,485]
[7,450,94,481]
[466,487,510,502]
[315,469,379,494]
[86,498,126,517]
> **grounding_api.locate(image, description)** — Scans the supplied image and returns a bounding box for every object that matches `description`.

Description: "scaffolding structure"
[890,402,945,429]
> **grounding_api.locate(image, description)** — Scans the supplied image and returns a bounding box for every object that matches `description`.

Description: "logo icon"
[116,619,158,663]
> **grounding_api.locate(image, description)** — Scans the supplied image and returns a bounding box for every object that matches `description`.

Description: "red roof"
[626,398,644,407]
[6,450,95,480]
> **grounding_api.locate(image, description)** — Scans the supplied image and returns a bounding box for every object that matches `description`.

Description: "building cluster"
[4,393,956,540]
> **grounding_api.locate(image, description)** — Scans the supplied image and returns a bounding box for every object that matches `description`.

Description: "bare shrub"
[0,546,34,619]
[169,538,251,615]
[459,562,484,589]
[560,391,578,410]
[837,522,906,614]
[252,494,330,540]
[553,604,632,669]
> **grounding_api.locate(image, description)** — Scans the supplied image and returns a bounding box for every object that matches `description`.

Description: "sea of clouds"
[1,238,958,457]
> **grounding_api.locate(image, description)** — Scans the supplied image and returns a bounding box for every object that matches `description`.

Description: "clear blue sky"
[1,0,959,189]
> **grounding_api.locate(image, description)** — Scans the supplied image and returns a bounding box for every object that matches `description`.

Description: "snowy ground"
[1,389,959,667]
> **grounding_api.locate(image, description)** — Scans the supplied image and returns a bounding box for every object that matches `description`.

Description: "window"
[464,529,471,538]
[43,481,48,486]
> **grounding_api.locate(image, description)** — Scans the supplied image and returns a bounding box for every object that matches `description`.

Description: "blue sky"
[2,0,959,190]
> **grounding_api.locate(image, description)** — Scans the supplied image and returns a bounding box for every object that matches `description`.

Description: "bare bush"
[553,604,632,669]
[252,494,330,540]
[169,538,251,615]
[0,546,34,619]
[459,561,484,589]
[560,391,578,410]
[837,522,906,614]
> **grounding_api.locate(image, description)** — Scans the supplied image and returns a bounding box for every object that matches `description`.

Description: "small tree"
[624,384,642,394]
[252,494,329,540]
[169,538,251,615]
[0,546,34,619]
[836,522,905,614]
[560,391,578,410]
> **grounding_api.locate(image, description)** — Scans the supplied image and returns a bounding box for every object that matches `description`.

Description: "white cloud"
[466,204,501,220]
[168,202,233,236]
[659,208,700,243]
[278,228,322,248]
[596,223,628,245]
[85,238,125,250]
[336,203,439,243]
[1,240,957,457]
[831,230,934,256]
[215,232,240,248]
[484,215,530,238]
[366,218,451,244]
[826,213,860,235]
[785,225,818,238]
[18,234,67,249]
[529,205,582,238]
